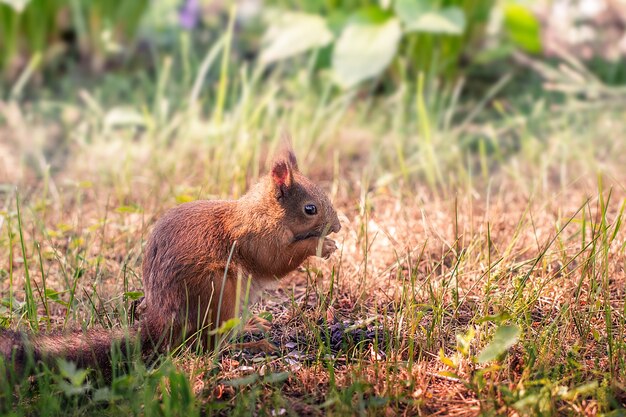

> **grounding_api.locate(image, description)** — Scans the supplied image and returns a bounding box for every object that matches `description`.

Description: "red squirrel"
[1,141,341,376]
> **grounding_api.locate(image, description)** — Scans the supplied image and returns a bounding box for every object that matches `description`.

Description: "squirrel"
[1,141,341,378]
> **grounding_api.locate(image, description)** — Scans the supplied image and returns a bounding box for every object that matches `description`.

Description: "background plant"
[260,0,497,89]
[0,0,148,75]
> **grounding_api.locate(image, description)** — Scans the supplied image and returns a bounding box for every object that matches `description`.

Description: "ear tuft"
[279,131,299,171]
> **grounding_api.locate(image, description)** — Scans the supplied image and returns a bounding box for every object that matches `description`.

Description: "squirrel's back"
[140,200,239,347]
[142,200,237,297]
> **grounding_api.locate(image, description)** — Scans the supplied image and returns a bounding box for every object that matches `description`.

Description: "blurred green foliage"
[7,0,617,95]
[262,0,497,88]
[0,0,148,74]
[503,3,541,54]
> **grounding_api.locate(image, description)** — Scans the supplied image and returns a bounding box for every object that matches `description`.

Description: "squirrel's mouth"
[294,222,340,242]
[293,230,322,241]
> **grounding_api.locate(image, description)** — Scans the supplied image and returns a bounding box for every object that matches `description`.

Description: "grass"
[1,30,626,416]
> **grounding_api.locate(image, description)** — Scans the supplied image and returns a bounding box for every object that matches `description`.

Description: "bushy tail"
[0,325,152,379]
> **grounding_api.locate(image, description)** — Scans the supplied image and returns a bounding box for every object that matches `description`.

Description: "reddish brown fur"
[140,145,341,348]
[1,327,144,379]
[1,143,341,377]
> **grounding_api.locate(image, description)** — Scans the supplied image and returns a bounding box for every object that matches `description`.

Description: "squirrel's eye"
[304,204,317,215]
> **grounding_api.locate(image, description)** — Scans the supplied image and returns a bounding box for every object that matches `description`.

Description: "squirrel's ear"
[271,158,293,191]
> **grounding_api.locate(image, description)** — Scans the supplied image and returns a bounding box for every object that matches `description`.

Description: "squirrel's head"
[269,142,341,241]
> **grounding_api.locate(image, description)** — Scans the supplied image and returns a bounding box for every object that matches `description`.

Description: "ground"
[1,71,626,416]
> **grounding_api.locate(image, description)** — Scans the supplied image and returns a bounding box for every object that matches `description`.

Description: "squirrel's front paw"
[320,238,337,259]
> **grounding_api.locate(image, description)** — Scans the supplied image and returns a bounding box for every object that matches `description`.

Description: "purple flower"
[179,0,201,30]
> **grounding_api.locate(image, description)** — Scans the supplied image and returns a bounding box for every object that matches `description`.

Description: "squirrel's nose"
[330,217,341,234]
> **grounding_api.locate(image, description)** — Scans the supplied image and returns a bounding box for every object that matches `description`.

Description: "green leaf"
[438,348,456,368]
[504,4,542,54]
[262,371,290,384]
[561,381,598,401]
[124,291,144,300]
[0,0,30,13]
[104,107,146,129]
[513,393,541,411]
[57,359,90,387]
[601,408,626,417]
[258,311,273,322]
[395,1,466,35]
[115,205,143,214]
[455,327,475,356]
[477,324,521,363]
[224,373,259,386]
[476,311,513,324]
[93,387,113,402]
[57,380,91,396]
[438,371,461,380]
[260,11,333,64]
[45,288,68,307]
[175,194,195,204]
[332,9,401,89]
[211,317,241,335]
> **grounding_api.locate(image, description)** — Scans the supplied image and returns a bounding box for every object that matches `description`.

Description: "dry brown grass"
[1,100,626,415]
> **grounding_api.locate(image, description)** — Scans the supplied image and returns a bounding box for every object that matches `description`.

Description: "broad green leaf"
[395,0,466,35]
[0,0,30,12]
[332,12,401,89]
[504,4,542,53]
[260,11,333,64]
[350,6,393,25]
[477,324,521,363]
[379,0,392,10]
[394,0,429,21]
[57,359,90,387]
